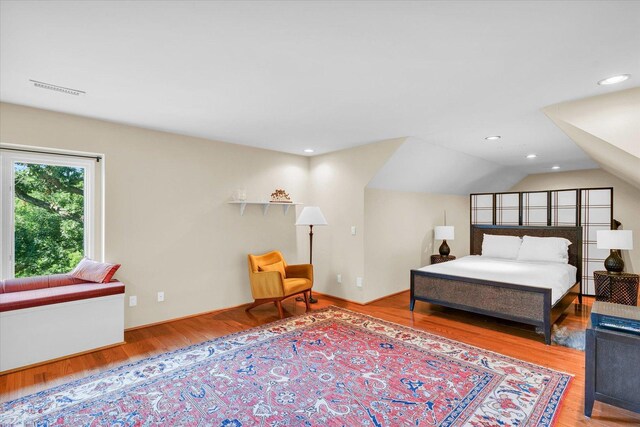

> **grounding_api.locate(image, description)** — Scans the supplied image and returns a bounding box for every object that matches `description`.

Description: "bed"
[410,225,582,344]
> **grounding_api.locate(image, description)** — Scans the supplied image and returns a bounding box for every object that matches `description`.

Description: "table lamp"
[435,226,455,257]
[597,230,633,273]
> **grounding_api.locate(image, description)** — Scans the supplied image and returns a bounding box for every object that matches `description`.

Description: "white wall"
[510,168,640,274]
[363,188,469,303]
[0,102,309,328]
[0,104,437,321]
[307,138,404,303]
[10,100,634,330]
[306,139,471,305]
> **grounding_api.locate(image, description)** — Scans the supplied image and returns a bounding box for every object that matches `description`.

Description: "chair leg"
[303,291,310,312]
[275,300,284,318]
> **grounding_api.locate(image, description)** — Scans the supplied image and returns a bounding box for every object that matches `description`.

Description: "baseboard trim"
[311,291,365,306]
[124,302,250,332]
[0,341,126,376]
[363,289,410,305]
[125,289,411,333]
[313,289,409,306]
[124,290,410,334]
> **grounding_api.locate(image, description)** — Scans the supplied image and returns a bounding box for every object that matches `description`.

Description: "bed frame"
[410,225,582,344]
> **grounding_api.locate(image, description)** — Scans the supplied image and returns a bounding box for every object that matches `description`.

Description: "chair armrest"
[285,264,314,282]
[249,271,285,298]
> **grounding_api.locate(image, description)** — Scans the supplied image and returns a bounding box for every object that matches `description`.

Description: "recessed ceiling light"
[526,154,537,159]
[485,136,501,141]
[597,74,630,85]
[551,165,560,170]
[304,149,314,153]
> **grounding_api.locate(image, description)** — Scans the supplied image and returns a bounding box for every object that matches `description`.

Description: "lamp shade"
[296,206,328,226]
[597,230,633,250]
[435,226,454,240]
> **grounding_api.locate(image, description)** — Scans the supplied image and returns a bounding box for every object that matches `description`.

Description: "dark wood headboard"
[471,225,582,283]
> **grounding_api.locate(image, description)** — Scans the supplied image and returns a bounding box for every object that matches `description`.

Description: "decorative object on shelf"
[430,254,456,264]
[435,226,454,257]
[597,229,633,273]
[231,188,247,202]
[594,271,639,306]
[270,189,291,203]
[295,206,328,304]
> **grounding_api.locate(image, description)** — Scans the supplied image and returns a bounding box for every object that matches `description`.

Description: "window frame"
[0,150,95,279]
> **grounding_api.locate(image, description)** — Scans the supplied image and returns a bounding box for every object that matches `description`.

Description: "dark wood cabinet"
[585,302,640,417]
[430,255,455,264]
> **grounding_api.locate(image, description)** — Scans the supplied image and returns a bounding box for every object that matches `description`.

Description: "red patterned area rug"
[1,307,571,426]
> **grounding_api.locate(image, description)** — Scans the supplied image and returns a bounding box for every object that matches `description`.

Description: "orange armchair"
[246,250,313,318]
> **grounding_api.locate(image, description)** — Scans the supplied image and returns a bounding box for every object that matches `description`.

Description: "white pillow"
[516,235,571,264]
[481,234,522,259]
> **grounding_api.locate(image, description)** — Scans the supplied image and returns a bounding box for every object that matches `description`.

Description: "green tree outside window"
[14,163,85,277]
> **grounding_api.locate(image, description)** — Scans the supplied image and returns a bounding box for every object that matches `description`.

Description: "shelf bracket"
[228,201,300,216]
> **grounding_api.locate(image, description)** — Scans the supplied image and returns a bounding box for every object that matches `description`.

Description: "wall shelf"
[228,201,302,216]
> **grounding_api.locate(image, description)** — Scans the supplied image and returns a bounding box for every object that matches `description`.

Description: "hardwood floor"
[1,292,639,426]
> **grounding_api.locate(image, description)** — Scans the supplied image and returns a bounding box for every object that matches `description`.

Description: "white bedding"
[417,255,577,305]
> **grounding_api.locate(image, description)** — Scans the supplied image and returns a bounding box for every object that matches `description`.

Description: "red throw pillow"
[71,258,121,283]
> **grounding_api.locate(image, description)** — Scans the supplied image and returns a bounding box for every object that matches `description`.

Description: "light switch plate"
[129,296,137,307]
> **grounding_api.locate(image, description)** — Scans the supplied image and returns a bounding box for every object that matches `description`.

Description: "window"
[1,150,95,278]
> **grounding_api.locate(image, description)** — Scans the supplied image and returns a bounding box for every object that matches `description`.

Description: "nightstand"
[430,255,455,264]
[594,271,639,306]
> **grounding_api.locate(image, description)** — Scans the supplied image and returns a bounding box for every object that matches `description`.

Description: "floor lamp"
[296,206,328,304]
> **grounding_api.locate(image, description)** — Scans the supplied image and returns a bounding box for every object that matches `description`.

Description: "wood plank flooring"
[1,292,639,426]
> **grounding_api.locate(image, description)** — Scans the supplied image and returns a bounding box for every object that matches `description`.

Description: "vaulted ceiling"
[544,88,640,189]
[1,1,638,186]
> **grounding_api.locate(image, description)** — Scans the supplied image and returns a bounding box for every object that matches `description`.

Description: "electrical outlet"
[129,296,137,307]
[337,274,342,284]
[157,291,165,302]
[356,277,364,288]
[351,226,357,236]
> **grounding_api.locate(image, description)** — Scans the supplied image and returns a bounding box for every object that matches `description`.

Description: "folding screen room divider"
[470,187,613,295]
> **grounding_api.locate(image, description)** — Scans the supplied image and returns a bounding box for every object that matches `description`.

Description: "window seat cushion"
[0,281,125,312]
[1,274,86,294]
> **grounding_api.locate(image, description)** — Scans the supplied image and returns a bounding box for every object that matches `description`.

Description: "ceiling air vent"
[30,79,85,96]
